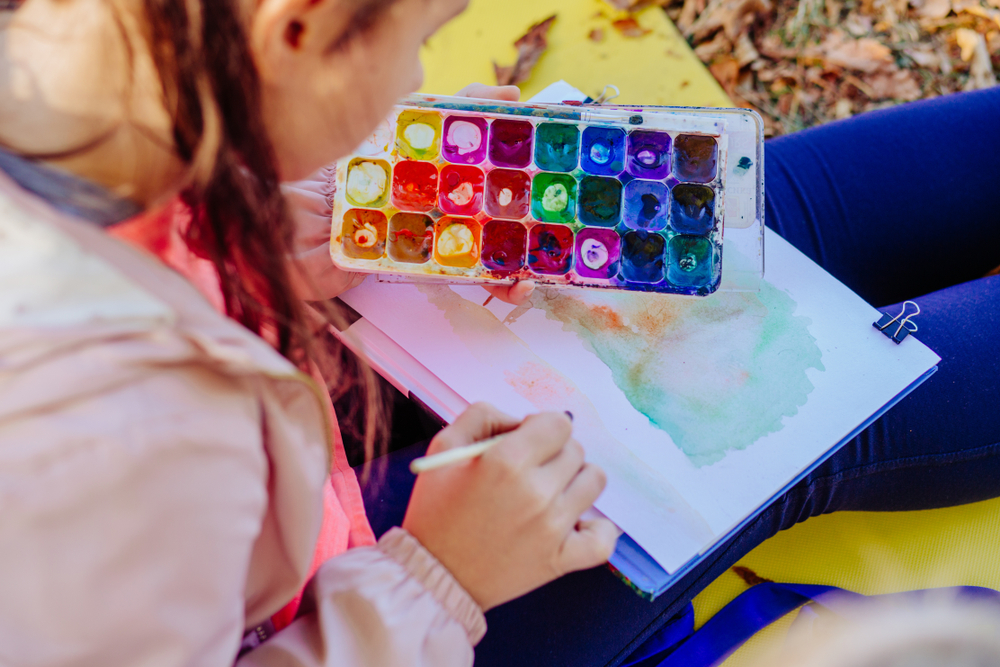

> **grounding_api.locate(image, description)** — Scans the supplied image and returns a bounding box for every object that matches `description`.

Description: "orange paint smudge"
[504,361,577,407]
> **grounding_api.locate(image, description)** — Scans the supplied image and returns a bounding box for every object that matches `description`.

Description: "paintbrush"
[409,411,574,474]
[409,434,506,474]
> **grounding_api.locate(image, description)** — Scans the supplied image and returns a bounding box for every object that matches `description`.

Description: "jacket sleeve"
[0,360,485,667]
[0,364,270,667]
[238,528,487,667]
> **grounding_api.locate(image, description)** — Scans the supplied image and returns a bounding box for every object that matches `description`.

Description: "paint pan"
[331,93,765,296]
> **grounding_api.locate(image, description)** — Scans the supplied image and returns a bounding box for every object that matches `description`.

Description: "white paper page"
[341,228,940,572]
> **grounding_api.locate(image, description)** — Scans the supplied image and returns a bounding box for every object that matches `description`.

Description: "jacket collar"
[0,171,301,380]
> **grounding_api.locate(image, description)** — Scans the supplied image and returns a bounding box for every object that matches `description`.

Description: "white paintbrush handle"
[409,434,506,474]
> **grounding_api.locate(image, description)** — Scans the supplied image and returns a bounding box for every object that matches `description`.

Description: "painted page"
[340,229,940,572]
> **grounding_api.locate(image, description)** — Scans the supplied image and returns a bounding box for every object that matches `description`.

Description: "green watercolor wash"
[530,282,825,467]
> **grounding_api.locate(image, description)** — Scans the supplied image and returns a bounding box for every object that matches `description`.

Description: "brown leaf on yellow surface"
[687,0,773,40]
[732,566,774,586]
[811,29,895,72]
[493,15,557,87]
[612,17,653,37]
[865,69,923,99]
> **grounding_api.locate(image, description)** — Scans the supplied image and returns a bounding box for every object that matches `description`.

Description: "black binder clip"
[873,301,920,344]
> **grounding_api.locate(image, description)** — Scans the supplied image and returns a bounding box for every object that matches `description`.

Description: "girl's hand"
[284,84,536,304]
[283,171,366,301]
[453,84,537,307]
[401,403,619,611]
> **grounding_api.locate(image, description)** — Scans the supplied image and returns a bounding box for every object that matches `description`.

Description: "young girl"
[0,0,616,665]
[3,1,999,667]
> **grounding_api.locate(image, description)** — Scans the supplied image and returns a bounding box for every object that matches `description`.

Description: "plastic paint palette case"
[331,94,765,296]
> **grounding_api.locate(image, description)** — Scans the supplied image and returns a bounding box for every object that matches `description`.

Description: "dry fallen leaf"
[694,31,733,59]
[677,0,709,31]
[687,0,773,40]
[812,29,895,72]
[673,0,993,137]
[758,33,799,58]
[950,0,980,12]
[834,98,854,118]
[956,29,999,88]
[989,31,1000,54]
[493,15,557,87]
[865,69,923,99]
[709,55,743,98]
[956,26,980,60]
[960,4,1000,28]
[604,0,672,9]
[914,0,951,19]
[612,17,653,37]
[905,45,943,69]
[733,30,761,66]
[843,11,875,35]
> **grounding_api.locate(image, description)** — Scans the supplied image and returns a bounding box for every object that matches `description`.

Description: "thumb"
[454,83,521,101]
[427,402,521,454]
[558,518,621,574]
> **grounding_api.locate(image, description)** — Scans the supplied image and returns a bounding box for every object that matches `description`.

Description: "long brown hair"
[141,0,388,474]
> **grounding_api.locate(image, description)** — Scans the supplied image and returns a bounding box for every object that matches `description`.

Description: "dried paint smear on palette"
[332,95,763,296]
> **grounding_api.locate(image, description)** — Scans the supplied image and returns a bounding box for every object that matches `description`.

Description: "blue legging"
[359,87,1000,667]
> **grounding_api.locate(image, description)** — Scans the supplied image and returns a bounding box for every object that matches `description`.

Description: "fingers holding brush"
[425,401,520,455]
[402,404,614,610]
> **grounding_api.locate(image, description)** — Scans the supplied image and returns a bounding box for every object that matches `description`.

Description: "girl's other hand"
[401,403,619,611]
[453,84,536,306]
[283,171,366,301]
[285,84,533,304]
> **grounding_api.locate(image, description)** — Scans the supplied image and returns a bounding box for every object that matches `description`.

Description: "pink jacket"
[106,169,371,631]
[0,173,486,665]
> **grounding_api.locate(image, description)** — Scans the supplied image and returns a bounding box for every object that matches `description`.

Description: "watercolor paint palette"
[331,94,764,296]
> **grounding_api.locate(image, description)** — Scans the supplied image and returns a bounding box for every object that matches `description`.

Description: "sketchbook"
[332,83,940,598]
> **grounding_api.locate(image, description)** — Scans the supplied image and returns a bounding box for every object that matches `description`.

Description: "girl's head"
[251,0,468,180]
[1,0,467,467]
[2,0,466,196]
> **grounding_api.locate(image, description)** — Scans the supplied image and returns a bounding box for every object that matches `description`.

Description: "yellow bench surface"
[419,3,1000,663]
[419,0,730,106]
